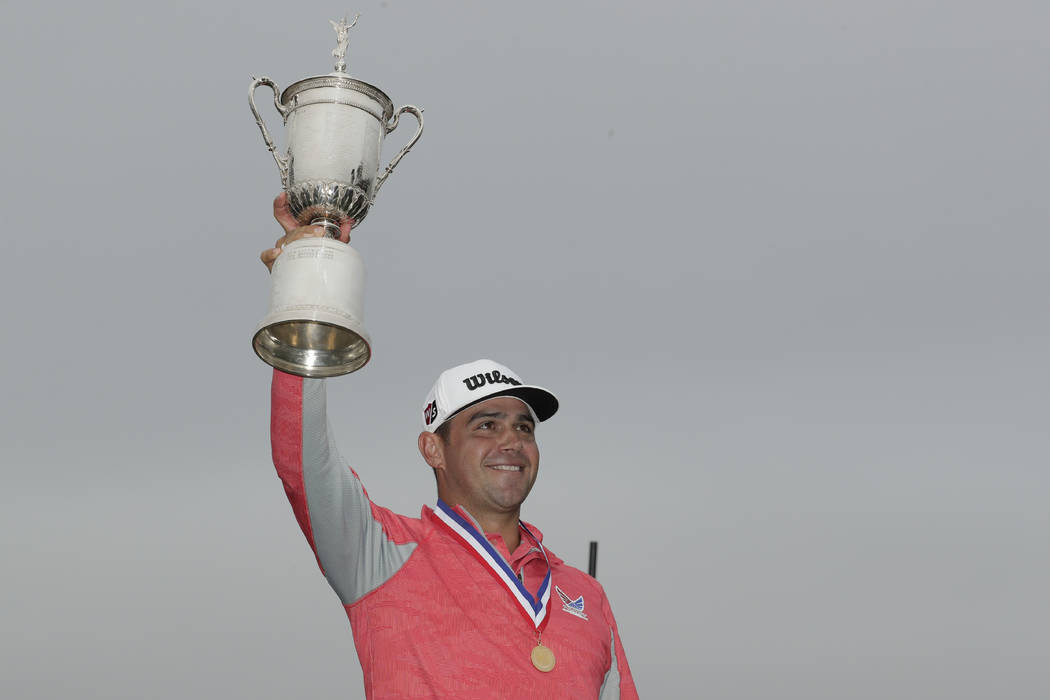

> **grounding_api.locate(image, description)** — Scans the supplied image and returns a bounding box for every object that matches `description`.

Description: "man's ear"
[418,431,446,472]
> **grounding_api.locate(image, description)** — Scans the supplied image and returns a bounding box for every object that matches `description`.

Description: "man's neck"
[459,506,521,552]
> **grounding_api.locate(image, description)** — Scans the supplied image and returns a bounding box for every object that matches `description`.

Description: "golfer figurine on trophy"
[249,15,423,377]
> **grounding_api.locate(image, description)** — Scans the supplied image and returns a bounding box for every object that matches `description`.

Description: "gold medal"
[531,643,556,672]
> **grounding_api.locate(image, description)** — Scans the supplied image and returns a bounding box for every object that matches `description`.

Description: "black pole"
[587,541,598,578]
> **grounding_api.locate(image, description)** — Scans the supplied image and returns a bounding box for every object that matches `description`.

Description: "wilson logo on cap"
[462,370,522,391]
[423,400,439,425]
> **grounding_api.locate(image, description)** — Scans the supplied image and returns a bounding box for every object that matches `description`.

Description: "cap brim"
[493,385,559,422]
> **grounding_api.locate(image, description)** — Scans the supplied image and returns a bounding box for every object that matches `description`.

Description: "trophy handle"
[374,105,424,197]
[249,76,291,188]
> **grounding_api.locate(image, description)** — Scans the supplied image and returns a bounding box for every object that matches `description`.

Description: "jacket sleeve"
[270,369,419,605]
[598,585,640,700]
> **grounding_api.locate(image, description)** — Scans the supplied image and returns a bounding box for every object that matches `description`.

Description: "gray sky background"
[2,1,1047,698]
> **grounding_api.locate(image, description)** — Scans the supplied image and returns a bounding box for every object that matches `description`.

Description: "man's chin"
[485,489,532,513]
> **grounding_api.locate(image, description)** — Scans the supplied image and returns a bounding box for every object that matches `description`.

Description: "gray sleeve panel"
[598,628,621,700]
[300,378,417,605]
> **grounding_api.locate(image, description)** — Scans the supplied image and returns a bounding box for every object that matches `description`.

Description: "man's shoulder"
[356,498,430,545]
[550,559,608,599]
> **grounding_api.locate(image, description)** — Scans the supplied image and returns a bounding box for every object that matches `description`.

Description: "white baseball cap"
[421,359,559,432]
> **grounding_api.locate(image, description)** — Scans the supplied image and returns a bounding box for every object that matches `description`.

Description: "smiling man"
[419,374,546,553]
[263,203,638,699]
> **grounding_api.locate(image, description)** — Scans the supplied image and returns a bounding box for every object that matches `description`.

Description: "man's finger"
[273,192,299,234]
[260,246,281,272]
[339,218,354,244]
[287,225,326,245]
[273,225,325,251]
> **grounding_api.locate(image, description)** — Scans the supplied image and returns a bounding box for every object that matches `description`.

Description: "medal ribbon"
[434,499,552,631]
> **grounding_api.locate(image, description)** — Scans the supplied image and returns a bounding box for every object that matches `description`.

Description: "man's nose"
[498,427,523,450]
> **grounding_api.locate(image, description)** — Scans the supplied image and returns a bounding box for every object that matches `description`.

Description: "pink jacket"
[271,370,639,699]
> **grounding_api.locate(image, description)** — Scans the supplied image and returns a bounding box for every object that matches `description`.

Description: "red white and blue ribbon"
[434,499,552,631]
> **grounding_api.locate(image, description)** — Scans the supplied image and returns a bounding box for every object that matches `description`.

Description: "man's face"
[432,396,540,518]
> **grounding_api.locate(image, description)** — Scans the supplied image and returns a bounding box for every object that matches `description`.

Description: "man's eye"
[517,424,534,434]
[476,421,494,430]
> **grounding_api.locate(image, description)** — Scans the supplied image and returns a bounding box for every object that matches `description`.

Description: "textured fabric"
[271,369,639,699]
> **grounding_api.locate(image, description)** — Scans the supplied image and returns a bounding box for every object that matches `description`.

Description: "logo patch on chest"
[555,585,588,620]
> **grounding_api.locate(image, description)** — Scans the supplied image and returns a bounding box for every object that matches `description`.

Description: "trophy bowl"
[249,17,422,377]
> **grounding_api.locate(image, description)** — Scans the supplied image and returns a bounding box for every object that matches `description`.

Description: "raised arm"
[264,193,419,605]
[270,369,418,604]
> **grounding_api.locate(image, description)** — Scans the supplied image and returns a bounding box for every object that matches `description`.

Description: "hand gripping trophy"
[249,16,423,377]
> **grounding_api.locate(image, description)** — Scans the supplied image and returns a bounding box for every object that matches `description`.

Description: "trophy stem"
[309,216,345,241]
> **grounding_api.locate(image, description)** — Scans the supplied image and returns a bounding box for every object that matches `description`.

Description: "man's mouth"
[487,464,524,472]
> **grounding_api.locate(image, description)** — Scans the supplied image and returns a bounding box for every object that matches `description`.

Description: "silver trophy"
[250,16,423,377]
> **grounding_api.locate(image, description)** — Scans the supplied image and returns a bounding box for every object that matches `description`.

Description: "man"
[262,194,639,698]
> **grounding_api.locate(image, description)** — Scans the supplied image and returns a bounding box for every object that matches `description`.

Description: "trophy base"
[253,237,371,378]
[253,320,370,378]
